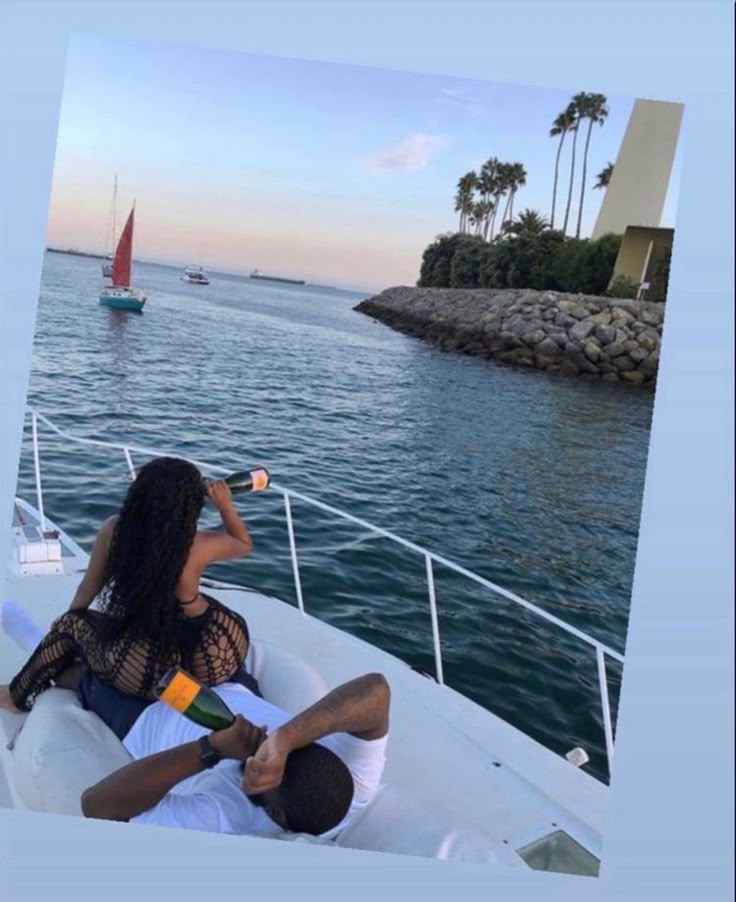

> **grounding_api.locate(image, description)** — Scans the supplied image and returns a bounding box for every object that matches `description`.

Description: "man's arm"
[81,741,206,821]
[81,716,266,822]
[243,672,390,796]
[280,672,390,743]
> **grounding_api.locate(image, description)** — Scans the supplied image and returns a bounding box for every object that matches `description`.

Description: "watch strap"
[198,734,221,769]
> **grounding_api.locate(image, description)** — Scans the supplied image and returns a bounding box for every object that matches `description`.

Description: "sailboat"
[101,175,117,278]
[98,204,147,312]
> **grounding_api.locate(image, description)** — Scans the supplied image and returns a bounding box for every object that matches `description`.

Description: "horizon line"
[44,247,378,295]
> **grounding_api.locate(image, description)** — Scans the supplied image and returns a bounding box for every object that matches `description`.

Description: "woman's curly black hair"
[97,457,205,653]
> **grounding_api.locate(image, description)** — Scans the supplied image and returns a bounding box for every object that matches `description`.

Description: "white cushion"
[9,688,132,816]
[245,639,328,713]
[336,784,526,866]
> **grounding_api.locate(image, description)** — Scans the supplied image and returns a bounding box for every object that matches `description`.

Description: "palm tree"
[483,200,497,240]
[468,200,493,236]
[562,94,584,236]
[594,162,614,190]
[549,103,577,229]
[454,182,465,232]
[478,158,498,237]
[575,92,609,238]
[478,157,504,240]
[453,180,465,232]
[491,162,513,239]
[501,162,516,228]
[476,200,494,239]
[506,209,549,236]
[453,159,525,240]
[505,162,527,224]
[464,193,479,234]
[454,171,477,233]
[478,159,496,202]
[468,202,483,236]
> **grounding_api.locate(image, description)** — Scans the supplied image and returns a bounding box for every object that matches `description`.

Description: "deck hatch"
[517,830,600,877]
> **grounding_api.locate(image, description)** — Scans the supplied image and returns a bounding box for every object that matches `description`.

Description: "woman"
[1,457,254,714]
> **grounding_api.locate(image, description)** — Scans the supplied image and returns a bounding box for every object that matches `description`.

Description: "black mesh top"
[8,593,249,711]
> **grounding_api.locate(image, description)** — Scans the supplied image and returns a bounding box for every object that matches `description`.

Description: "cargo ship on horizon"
[250,268,306,286]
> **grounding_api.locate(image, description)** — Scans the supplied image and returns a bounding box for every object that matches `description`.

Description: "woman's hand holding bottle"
[206,480,234,510]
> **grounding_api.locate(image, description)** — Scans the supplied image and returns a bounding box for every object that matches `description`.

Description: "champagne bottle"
[216,468,271,495]
[155,666,235,731]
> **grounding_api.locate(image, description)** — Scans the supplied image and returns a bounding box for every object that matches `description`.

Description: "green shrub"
[419,230,623,296]
[418,233,463,287]
[578,233,623,295]
[652,246,672,302]
[606,275,640,299]
[449,235,488,288]
[549,233,621,294]
[524,230,567,290]
[478,238,516,289]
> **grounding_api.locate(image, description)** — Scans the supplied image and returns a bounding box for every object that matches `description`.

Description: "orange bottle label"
[159,670,200,713]
[251,468,270,491]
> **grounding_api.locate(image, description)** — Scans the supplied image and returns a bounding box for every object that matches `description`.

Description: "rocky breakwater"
[354,287,663,386]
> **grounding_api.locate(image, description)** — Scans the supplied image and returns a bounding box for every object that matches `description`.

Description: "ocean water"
[15,251,655,781]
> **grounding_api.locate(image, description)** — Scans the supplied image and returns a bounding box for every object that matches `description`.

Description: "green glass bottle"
[155,666,235,731]
[222,467,271,494]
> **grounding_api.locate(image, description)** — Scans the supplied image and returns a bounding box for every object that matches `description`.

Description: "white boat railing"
[21,407,624,772]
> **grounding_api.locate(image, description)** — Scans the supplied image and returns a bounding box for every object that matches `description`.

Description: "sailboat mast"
[112,174,118,247]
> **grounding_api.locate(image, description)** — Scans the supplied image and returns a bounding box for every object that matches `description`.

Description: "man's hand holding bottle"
[209,714,268,762]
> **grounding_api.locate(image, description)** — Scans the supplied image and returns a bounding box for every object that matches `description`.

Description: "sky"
[46,33,683,293]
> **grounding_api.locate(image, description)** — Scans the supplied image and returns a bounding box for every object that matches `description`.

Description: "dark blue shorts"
[76,666,263,740]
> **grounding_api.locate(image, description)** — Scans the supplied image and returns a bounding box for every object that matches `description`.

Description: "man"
[81,671,390,839]
[3,600,390,838]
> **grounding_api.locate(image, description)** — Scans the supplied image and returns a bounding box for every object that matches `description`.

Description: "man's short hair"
[280,743,354,835]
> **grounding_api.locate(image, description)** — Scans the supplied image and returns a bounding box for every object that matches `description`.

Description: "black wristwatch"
[198,734,222,769]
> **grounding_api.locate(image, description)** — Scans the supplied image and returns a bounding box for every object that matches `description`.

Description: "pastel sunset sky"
[46,33,682,292]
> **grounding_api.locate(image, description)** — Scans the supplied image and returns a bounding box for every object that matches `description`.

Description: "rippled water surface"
[16,252,655,780]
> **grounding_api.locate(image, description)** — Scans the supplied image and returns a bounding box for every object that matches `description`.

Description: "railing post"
[283,492,305,615]
[596,646,615,772]
[123,447,136,481]
[425,555,445,685]
[31,411,46,532]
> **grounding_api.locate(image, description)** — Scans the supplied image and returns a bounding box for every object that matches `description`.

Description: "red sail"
[111,206,135,288]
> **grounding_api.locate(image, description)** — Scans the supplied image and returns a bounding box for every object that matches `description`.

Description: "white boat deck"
[2,499,605,872]
[1,410,617,873]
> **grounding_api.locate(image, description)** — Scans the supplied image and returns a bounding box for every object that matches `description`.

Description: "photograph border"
[1,2,733,900]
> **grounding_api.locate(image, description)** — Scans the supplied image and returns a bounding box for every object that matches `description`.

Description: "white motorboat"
[0,408,622,876]
[181,266,210,285]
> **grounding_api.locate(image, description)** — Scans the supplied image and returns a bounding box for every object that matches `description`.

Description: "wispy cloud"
[364,133,448,173]
[439,86,485,116]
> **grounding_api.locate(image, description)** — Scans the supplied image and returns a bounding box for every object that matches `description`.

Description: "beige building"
[593,99,684,241]
[611,225,673,301]
[593,98,683,300]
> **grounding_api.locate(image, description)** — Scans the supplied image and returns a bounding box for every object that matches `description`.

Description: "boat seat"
[333,784,526,866]
[9,687,131,816]
[244,638,329,713]
[8,640,329,817]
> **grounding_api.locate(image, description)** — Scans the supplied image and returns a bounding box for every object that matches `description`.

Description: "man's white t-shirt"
[122,683,388,839]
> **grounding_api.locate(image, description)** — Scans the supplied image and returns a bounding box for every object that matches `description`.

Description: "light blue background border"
[1,2,733,899]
